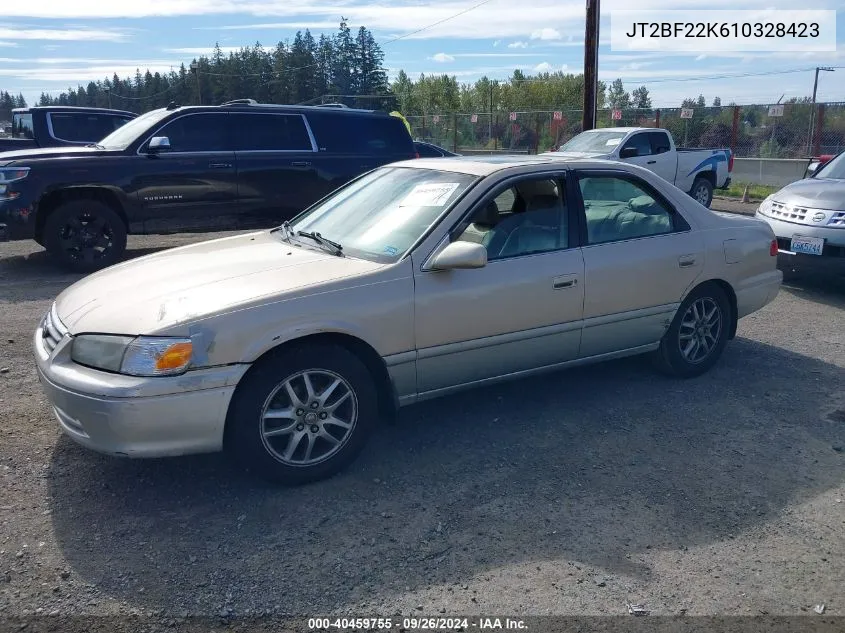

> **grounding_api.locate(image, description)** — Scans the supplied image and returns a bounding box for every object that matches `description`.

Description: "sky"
[1,0,843,109]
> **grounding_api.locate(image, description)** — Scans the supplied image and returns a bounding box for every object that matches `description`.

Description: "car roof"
[391,154,622,176]
[164,102,394,118]
[12,106,136,116]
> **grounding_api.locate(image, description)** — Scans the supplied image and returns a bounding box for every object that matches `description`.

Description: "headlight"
[71,335,193,376]
[0,167,30,183]
[758,195,774,216]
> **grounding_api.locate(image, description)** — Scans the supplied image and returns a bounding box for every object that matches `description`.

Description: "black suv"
[0,100,416,271]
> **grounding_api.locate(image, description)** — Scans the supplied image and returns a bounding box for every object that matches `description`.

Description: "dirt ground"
[0,218,843,625]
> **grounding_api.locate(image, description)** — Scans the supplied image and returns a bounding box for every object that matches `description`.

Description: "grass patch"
[720,181,779,201]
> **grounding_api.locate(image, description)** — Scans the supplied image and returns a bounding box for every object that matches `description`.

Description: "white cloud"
[0,27,128,42]
[493,40,501,47]
[0,41,18,47]
[163,46,246,55]
[0,64,175,81]
[530,28,561,41]
[196,21,340,30]
[430,53,455,63]
[508,41,528,49]
[533,62,553,72]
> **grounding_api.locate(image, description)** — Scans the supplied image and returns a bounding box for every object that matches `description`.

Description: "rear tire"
[653,283,731,378]
[690,177,714,207]
[225,343,378,485]
[43,199,127,273]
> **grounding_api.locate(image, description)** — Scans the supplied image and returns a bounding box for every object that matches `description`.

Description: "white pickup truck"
[548,127,733,208]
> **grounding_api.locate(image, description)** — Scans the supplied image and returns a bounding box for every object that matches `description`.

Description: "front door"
[132,112,239,233]
[413,174,585,395]
[574,170,705,358]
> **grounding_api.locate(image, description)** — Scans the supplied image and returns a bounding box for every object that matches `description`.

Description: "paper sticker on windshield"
[383,246,399,256]
[399,182,460,207]
[605,138,622,146]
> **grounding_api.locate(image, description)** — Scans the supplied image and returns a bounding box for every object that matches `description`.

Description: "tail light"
[728,153,734,172]
[770,239,778,256]
[414,152,420,159]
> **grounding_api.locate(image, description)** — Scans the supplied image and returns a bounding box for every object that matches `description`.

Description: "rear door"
[232,111,320,226]
[131,112,239,233]
[305,112,417,200]
[573,168,704,358]
[646,131,678,184]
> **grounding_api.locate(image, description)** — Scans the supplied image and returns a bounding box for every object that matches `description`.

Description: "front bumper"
[33,310,250,458]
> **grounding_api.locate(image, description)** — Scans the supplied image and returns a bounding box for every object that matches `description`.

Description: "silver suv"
[756,150,845,273]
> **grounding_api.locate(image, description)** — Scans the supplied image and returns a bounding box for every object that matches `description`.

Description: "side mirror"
[430,241,488,271]
[806,161,820,178]
[619,146,638,159]
[148,136,171,153]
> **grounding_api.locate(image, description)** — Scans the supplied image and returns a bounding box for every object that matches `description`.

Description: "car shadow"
[780,269,845,309]
[46,338,845,615]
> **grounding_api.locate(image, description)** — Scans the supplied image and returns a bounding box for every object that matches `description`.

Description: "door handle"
[208,162,232,169]
[553,275,578,289]
[647,160,657,164]
[678,255,696,268]
[291,161,312,167]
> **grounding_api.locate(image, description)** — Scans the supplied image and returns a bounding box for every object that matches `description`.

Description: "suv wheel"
[225,343,378,485]
[43,199,127,273]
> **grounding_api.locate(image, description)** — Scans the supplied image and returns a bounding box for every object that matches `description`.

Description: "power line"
[185,0,498,79]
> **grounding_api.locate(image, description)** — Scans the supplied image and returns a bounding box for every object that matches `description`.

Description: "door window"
[456,177,567,260]
[648,131,671,154]
[578,174,680,244]
[620,133,653,157]
[153,113,230,152]
[233,113,313,151]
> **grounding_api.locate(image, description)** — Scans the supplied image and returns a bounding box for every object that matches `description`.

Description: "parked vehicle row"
[548,127,733,208]
[33,155,782,484]
[0,106,137,152]
[0,100,417,271]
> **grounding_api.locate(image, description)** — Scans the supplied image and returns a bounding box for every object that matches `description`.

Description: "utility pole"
[808,66,834,154]
[582,0,600,131]
[190,61,202,105]
[105,87,111,109]
[489,80,493,142]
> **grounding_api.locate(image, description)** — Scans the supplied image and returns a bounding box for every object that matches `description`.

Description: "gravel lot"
[1,213,843,625]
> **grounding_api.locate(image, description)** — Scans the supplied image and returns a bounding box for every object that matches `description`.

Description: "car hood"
[54,231,384,335]
[544,150,611,159]
[0,145,111,164]
[772,177,845,211]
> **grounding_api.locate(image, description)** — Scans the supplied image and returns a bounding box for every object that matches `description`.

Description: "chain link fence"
[409,104,844,156]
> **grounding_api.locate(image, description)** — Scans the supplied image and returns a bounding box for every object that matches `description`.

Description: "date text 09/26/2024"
[308,617,528,630]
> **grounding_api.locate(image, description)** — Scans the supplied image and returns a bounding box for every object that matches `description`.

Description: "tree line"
[0,91,29,124]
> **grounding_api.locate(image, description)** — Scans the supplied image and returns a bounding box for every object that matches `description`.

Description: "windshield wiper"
[271,220,294,239]
[296,230,343,256]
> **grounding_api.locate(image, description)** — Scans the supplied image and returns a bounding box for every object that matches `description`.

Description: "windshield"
[815,151,845,180]
[98,108,171,149]
[289,166,478,263]
[559,130,627,153]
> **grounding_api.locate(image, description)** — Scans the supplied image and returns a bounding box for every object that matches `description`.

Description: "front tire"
[225,343,378,485]
[43,199,127,273]
[690,177,714,207]
[653,283,731,378]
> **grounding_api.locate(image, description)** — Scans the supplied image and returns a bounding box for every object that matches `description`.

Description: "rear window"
[232,113,313,151]
[12,113,34,139]
[49,113,133,143]
[306,113,413,156]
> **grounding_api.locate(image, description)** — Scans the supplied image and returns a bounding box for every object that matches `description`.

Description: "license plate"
[790,235,825,256]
